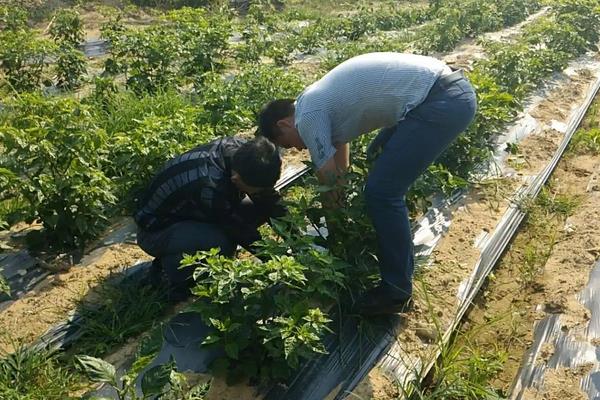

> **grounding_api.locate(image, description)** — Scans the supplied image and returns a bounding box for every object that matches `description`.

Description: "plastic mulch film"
[0,251,45,310]
[509,259,600,399]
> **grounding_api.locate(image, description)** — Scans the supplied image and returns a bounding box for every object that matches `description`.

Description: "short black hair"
[232,136,282,188]
[257,99,295,141]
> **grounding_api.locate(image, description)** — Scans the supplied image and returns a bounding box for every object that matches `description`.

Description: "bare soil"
[0,244,149,353]
[522,364,593,400]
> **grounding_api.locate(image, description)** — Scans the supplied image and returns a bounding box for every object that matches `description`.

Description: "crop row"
[0,0,545,250]
[1,0,600,390]
[52,0,600,389]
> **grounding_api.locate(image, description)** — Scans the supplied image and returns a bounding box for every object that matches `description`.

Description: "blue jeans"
[364,74,477,298]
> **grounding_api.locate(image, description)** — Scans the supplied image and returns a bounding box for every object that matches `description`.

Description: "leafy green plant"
[0,6,28,32]
[184,244,348,382]
[0,274,10,297]
[198,64,306,135]
[164,8,232,79]
[77,355,191,400]
[571,127,600,154]
[0,30,54,92]
[0,94,115,249]
[107,26,181,93]
[74,278,167,357]
[54,44,87,89]
[49,9,84,47]
[103,8,231,93]
[0,346,82,400]
[49,9,87,89]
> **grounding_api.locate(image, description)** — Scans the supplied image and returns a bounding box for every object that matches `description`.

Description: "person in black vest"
[134,136,285,300]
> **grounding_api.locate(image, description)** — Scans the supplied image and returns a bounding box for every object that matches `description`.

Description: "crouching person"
[134,136,285,301]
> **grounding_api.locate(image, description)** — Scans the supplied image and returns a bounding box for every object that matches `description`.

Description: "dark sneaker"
[354,284,413,316]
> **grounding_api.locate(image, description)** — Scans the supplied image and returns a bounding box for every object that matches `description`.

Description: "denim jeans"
[364,74,477,298]
[136,197,267,292]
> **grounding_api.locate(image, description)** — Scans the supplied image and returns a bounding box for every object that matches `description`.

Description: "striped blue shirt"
[295,52,451,169]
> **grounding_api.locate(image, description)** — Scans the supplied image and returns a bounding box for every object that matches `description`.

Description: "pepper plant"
[77,355,196,400]
[184,230,349,382]
[50,9,87,89]
[0,14,54,92]
[0,94,115,249]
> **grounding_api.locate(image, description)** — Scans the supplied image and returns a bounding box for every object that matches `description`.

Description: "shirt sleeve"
[296,110,336,170]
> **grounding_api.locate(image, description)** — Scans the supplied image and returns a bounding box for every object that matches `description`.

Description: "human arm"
[315,142,350,208]
[296,111,349,206]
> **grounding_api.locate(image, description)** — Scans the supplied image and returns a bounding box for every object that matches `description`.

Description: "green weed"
[72,277,167,357]
[511,187,578,286]
[391,282,507,400]
[571,127,600,155]
[0,346,82,400]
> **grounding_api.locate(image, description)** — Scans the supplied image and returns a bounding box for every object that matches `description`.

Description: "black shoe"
[354,284,413,316]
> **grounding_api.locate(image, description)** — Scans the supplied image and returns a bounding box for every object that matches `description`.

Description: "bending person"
[135,136,286,301]
[258,52,477,315]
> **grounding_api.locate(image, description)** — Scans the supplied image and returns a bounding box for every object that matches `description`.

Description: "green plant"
[54,44,87,89]
[0,6,28,32]
[0,30,54,92]
[0,94,115,249]
[77,355,189,400]
[74,278,167,357]
[104,8,231,93]
[571,127,600,154]
[0,274,9,297]
[197,65,306,135]
[49,9,84,47]
[0,346,82,400]
[107,26,181,93]
[164,8,232,78]
[184,243,348,383]
[397,287,507,399]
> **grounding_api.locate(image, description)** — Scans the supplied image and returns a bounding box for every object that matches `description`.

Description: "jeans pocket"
[445,79,475,99]
[410,94,476,129]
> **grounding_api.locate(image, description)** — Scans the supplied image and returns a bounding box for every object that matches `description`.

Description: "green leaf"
[75,355,117,385]
[202,334,221,346]
[224,342,239,359]
[0,274,10,297]
[141,361,174,397]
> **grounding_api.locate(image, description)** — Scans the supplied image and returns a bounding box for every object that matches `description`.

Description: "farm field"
[1,0,600,399]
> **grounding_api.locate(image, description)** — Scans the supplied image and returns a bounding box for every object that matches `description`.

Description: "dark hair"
[257,99,295,141]
[232,137,282,188]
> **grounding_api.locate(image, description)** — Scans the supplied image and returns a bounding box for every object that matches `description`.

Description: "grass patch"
[410,338,507,400]
[0,345,83,400]
[512,187,579,286]
[570,92,600,155]
[571,127,600,155]
[70,276,167,357]
[397,286,507,400]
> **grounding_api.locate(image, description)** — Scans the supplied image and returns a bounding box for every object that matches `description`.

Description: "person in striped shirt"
[134,136,286,301]
[258,52,477,315]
